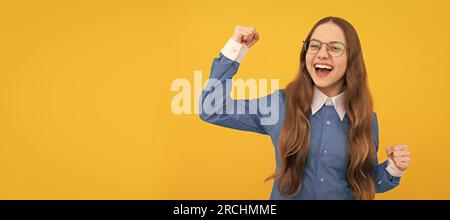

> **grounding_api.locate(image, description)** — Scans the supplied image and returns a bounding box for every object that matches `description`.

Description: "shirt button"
[326,121,331,125]
[320,177,324,182]
[323,150,328,154]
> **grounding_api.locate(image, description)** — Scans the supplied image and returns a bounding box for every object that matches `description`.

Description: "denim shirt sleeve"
[372,112,401,193]
[198,53,280,135]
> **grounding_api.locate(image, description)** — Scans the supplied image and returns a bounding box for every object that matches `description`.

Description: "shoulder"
[275,89,286,103]
[372,112,378,128]
[278,88,286,97]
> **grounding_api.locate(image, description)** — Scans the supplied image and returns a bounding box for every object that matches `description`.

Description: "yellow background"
[1,0,449,199]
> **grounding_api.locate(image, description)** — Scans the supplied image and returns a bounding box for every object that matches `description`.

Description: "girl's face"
[305,22,348,95]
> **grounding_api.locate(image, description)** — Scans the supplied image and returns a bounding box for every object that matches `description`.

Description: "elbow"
[199,104,219,123]
[198,92,224,123]
[199,110,210,122]
[199,104,218,123]
[198,98,212,123]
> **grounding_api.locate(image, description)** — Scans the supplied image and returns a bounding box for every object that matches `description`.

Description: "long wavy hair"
[265,17,376,200]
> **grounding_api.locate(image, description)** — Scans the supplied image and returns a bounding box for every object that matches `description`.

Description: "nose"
[316,44,329,59]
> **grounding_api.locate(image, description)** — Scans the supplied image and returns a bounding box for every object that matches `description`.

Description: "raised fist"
[232,25,260,48]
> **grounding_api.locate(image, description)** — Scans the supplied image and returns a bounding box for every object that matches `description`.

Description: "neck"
[317,79,344,97]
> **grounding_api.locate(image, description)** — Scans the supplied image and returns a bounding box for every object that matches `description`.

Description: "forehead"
[310,22,346,44]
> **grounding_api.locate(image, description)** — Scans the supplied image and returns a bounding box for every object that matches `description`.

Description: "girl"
[199,17,411,200]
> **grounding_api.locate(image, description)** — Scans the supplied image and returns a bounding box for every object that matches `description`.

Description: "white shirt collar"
[311,86,346,121]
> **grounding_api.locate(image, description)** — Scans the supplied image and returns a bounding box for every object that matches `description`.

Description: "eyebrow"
[310,38,346,45]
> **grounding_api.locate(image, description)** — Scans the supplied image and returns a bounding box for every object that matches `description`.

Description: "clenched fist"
[232,26,260,48]
[386,144,411,171]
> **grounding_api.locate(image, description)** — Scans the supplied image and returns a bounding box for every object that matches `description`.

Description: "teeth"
[314,64,333,70]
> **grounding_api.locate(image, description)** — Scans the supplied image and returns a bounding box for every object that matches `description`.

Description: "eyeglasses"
[303,39,347,57]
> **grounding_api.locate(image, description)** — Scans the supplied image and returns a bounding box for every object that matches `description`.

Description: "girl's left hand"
[385,144,411,171]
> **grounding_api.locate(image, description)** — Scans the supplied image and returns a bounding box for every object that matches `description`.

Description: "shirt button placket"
[319,119,329,187]
[323,120,330,155]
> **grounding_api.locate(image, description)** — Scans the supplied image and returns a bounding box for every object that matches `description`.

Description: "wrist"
[232,34,242,43]
[386,159,405,177]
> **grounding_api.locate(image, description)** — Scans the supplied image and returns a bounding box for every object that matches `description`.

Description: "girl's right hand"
[232,25,260,48]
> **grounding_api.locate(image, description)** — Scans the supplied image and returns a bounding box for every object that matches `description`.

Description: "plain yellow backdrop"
[1,0,449,199]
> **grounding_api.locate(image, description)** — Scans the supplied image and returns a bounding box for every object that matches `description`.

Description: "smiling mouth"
[314,64,333,77]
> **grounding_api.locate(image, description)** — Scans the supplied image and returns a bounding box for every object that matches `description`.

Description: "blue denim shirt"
[199,54,400,199]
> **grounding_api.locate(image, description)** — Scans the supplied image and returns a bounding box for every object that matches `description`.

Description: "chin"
[312,78,333,88]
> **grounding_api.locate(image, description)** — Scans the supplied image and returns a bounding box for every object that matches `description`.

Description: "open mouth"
[314,64,333,77]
